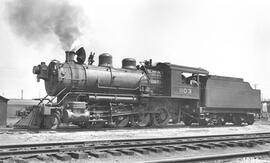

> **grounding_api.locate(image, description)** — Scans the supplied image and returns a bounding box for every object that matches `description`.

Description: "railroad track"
[146,150,270,163]
[1,132,270,162]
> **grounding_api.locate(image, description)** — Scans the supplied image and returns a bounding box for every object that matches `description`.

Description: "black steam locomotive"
[16,47,261,129]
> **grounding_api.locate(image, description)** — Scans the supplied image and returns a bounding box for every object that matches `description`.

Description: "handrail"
[46,87,67,105]
[56,91,138,105]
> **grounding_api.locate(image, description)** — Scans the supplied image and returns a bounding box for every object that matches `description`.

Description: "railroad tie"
[147,141,157,144]
[68,152,89,159]
[164,140,176,144]
[111,142,121,146]
[131,148,150,154]
[220,142,238,147]
[169,146,187,151]
[233,141,246,147]
[29,147,37,150]
[117,149,135,155]
[262,139,270,143]
[235,141,252,147]
[250,140,264,145]
[209,143,227,148]
[174,139,183,142]
[256,140,266,145]
[13,158,29,163]
[196,144,215,149]
[134,142,142,145]
[0,158,21,163]
[245,142,257,147]
[100,143,110,146]
[0,160,9,163]
[182,145,200,150]
[104,150,122,156]
[52,153,72,161]
[159,140,170,144]
[144,147,163,153]
[36,154,53,161]
[59,147,78,153]
[87,151,108,158]
[44,146,52,149]
[75,144,84,148]
[157,146,176,152]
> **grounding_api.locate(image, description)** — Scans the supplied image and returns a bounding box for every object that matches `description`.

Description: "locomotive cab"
[154,63,209,99]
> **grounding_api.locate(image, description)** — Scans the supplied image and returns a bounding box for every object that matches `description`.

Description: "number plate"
[179,88,192,95]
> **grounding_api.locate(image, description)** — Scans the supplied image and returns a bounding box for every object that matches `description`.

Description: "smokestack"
[65,51,75,62]
[21,89,23,100]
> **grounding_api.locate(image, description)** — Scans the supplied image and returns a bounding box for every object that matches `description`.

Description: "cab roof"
[157,62,209,74]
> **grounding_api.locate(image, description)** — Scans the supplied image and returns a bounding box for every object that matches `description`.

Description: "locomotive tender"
[18,47,261,129]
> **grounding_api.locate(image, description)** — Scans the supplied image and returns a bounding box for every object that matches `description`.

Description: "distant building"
[7,99,39,117]
[0,96,9,127]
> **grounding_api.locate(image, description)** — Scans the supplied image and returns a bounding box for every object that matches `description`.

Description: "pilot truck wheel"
[43,112,60,129]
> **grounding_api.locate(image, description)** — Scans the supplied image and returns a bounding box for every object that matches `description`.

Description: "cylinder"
[122,58,137,70]
[63,109,90,123]
[63,102,89,123]
[99,53,112,67]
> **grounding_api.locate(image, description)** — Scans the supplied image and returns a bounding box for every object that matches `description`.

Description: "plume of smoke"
[5,0,84,50]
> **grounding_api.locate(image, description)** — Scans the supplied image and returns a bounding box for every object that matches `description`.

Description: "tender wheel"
[233,115,242,126]
[77,123,87,128]
[91,122,106,128]
[183,116,193,126]
[114,115,130,128]
[131,113,151,127]
[246,114,255,125]
[199,119,208,126]
[43,113,60,129]
[78,122,105,128]
[216,117,226,126]
[151,105,170,127]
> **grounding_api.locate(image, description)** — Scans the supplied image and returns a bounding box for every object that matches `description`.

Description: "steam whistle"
[88,52,95,65]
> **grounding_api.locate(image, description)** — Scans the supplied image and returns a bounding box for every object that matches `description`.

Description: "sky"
[0,0,269,99]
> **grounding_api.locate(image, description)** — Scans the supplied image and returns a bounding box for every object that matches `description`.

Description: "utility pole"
[21,89,23,100]
[254,84,257,89]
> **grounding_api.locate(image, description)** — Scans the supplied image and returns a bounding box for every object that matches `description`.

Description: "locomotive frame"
[15,47,261,129]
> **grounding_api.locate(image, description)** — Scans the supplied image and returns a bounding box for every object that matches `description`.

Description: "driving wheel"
[151,104,170,127]
[131,113,151,127]
[114,115,130,128]
[183,116,193,126]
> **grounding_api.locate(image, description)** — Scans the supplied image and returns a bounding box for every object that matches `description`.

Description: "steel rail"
[145,150,270,163]
[1,132,270,159]
[1,132,270,149]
